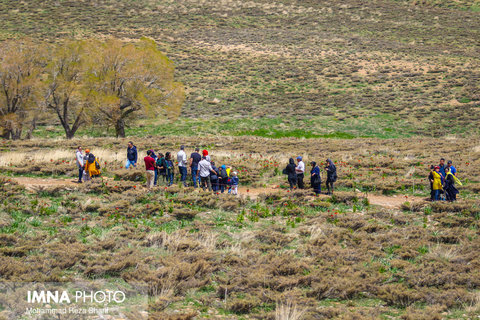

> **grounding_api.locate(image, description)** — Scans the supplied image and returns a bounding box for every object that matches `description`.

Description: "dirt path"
[9,176,424,209]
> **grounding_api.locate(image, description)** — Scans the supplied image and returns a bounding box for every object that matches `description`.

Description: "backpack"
[95,158,101,170]
[220,169,228,180]
[88,153,95,163]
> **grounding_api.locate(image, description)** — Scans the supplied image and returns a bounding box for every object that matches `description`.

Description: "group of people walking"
[283,157,337,195]
[132,143,239,193]
[429,158,461,202]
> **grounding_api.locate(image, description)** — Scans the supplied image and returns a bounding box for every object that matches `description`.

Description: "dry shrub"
[83,249,138,277]
[401,304,444,320]
[113,169,145,181]
[172,208,198,220]
[378,284,423,307]
[329,192,362,205]
[275,299,307,320]
[255,231,294,247]
[227,293,260,314]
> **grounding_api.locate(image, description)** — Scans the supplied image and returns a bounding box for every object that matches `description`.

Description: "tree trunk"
[115,118,126,138]
[1,129,12,140]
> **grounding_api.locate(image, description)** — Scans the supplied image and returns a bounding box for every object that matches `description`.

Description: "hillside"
[1,0,479,138]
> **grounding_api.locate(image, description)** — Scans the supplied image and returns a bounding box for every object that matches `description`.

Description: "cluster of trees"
[0,37,184,139]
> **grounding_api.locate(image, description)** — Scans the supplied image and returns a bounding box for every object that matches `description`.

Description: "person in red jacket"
[144,150,156,189]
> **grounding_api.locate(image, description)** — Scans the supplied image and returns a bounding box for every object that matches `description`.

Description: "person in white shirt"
[197,156,216,191]
[295,156,305,189]
[177,145,188,187]
[75,146,84,183]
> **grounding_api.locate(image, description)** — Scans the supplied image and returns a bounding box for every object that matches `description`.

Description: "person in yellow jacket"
[431,166,443,201]
[84,149,101,180]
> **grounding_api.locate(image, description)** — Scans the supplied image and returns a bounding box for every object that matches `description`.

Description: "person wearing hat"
[295,156,305,189]
[310,161,321,195]
[431,165,443,201]
[83,149,100,180]
[444,167,461,201]
[177,145,188,187]
[144,150,156,189]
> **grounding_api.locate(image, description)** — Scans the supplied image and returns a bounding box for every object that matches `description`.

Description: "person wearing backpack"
[218,165,229,193]
[165,152,175,187]
[310,161,321,195]
[189,147,202,188]
[325,158,337,195]
[84,149,100,180]
[155,153,166,186]
[210,161,219,192]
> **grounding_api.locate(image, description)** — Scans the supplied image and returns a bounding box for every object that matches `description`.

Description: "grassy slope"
[1,0,480,139]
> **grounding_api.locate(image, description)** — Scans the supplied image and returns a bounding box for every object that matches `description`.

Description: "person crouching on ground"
[229,171,239,195]
[310,161,321,195]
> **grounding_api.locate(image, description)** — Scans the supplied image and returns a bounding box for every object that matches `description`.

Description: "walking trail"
[10,176,425,209]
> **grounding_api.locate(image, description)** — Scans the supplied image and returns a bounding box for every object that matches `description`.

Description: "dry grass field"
[1,136,480,319]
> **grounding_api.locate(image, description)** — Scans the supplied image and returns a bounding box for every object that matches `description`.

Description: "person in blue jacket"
[126,141,138,169]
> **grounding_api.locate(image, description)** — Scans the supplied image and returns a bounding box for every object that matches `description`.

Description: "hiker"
[177,145,188,187]
[310,161,321,195]
[438,158,446,178]
[83,149,91,182]
[144,150,155,189]
[325,158,337,195]
[295,156,305,189]
[229,171,239,195]
[444,167,461,202]
[431,166,443,201]
[197,156,216,191]
[189,147,202,188]
[218,165,229,193]
[75,146,84,183]
[284,158,297,189]
[126,141,138,169]
[155,153,165,186]
[446,160,457,176]
[150,150,159,186]
[84,149,100,180]
[165,152,175,186]
[428,165,435,201]
[210,161,219,192]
